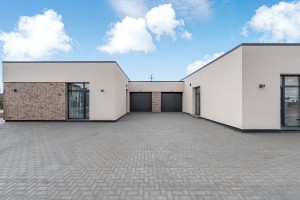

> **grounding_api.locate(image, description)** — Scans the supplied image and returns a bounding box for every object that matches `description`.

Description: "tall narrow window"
[68,83,89,119]
[281,76,300,127]
[195,87,200,116]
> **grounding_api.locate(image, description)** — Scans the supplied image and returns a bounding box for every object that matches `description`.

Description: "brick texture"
[4,82,66,120]
[152,92,161,112]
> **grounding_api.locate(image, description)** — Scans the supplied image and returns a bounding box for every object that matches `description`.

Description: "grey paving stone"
[0,113,299,200]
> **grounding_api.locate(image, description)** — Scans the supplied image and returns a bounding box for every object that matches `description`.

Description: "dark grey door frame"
[195,87,200,115]
[68,83,89,119]
[281,84,285,126]
[281,75,300,127]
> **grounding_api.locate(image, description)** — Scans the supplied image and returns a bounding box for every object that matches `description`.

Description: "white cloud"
[242,1,300,42]
[171,0,212,19]
[186,52,224,74]
[99,4,191,54]
[108,0,213,20]
[0,9,72,61]
[97,16,155,54]
[108,0,148,18]
[146,0,213,19]
[181,30,192,40]
[146,4,183,40]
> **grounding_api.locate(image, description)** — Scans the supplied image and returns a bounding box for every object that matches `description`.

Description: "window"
[281,76,300,127]
[68,83,89,119]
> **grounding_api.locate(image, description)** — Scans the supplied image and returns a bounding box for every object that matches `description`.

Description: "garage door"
[161,92,182,112]
[130,92,152,112]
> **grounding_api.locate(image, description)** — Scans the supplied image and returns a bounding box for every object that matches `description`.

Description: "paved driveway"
[0,113,299,200]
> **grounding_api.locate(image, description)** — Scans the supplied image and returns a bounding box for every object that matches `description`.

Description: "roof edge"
[114,62,130,81]
[129,81,184,82]
[181,43,300,81]
[181,44,242,81]
[2,61,118,63]
[2,61,131,81]
[241,43,300,46]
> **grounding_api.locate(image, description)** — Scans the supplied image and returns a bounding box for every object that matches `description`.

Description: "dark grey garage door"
[161,92,182,112]
[130,92,152,112]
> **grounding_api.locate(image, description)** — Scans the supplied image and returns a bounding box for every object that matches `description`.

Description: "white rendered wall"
[129,82,184,92]
[3,62,129,120]
[114,64,129,118]
[182,47,243,129]
[242,45,300,130]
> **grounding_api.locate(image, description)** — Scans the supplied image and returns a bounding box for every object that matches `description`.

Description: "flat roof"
[129,81,184,82]
[181,43,300,81]
[2,61,130,81]
[3,43,300,82]
[2,61,118,63]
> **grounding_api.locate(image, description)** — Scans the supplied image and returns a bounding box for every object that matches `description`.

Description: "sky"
[0,0,300,91]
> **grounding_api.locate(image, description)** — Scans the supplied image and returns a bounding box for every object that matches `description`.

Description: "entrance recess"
[281,76,300,127]
[195,87,200,115]
[68,83,89,119]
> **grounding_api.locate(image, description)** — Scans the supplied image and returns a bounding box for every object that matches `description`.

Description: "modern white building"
[3,44,300,131]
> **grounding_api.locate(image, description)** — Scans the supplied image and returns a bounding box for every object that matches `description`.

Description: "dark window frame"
[281,76,300,127]
[194,87,200,116]
[68,83,90,119]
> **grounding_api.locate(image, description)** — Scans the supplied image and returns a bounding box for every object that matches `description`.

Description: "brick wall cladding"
[152,92,161,112]
[4,82,67,120]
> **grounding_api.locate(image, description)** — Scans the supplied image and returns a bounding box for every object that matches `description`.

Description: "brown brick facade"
[4,82,67,120]
[152,92,161,112]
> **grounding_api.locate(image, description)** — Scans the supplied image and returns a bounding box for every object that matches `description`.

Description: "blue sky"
[0,0,299,91]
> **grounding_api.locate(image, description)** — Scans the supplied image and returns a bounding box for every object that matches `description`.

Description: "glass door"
[68,83,89,119]
[195,87,200,115]
[281,76,300,127]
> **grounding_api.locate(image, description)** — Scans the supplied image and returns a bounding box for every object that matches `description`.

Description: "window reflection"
[68,83,89,119]
[284,76,300,86]
[282,76,300,127]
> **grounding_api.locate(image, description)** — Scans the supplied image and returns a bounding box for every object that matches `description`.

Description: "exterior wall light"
[190,83,191,87]
[100,89,104,92]
[259,84,266,88]
[13,89,17,92]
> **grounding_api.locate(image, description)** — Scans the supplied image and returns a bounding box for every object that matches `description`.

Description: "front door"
[281,76,300,127]
[195,87,200,115]
[68,83,89,119]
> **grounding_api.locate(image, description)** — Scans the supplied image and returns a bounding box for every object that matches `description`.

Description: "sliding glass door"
[281,76,300,127]
[68,83,89,119]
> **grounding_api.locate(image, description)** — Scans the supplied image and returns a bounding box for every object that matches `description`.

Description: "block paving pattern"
[3,82,66,120]
[0,113,299,200]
